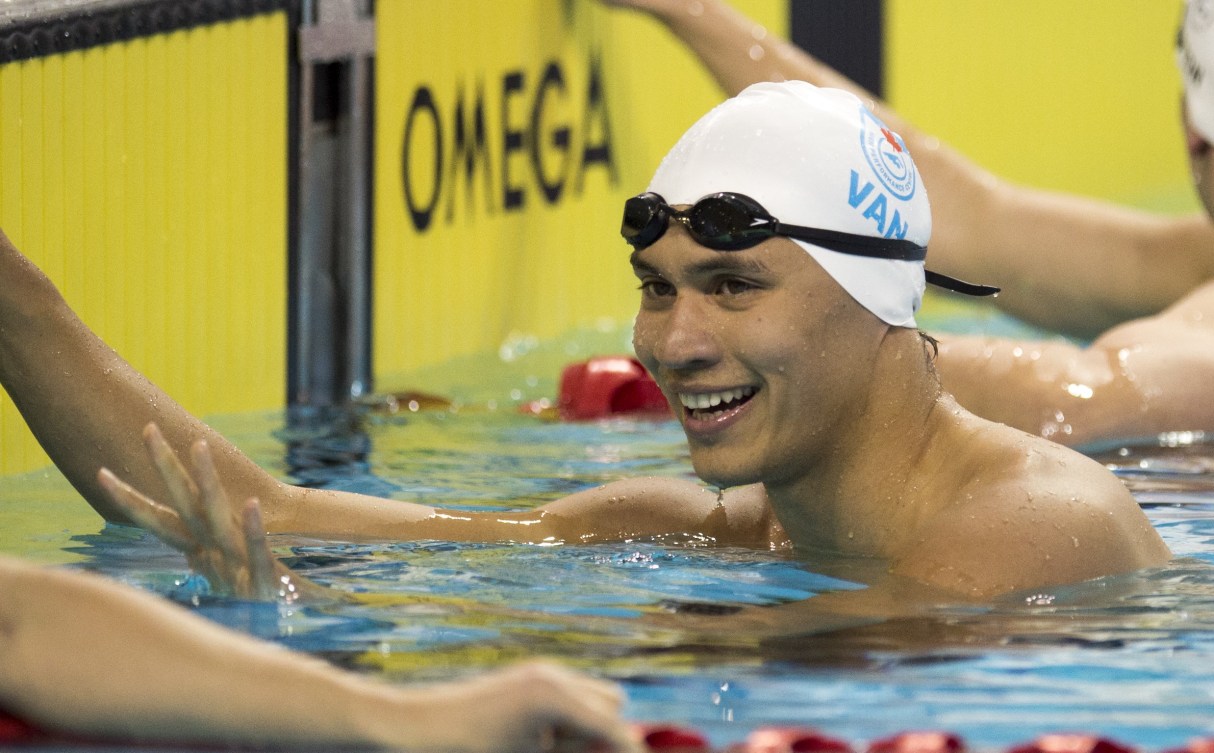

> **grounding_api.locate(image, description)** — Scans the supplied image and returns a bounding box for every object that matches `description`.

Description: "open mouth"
[678,386,756,421]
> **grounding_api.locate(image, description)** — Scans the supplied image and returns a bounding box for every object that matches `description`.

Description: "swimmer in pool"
[0,555,636,751]
[0,81,1167,607]
[601,0,1214,448]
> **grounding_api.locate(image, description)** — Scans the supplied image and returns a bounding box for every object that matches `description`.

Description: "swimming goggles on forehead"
[621,191,999,297]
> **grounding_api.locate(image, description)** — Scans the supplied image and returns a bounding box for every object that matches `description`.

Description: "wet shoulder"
[893,414,1169,598]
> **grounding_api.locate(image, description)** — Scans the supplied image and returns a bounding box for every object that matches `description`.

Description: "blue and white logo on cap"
[858,108,916,201]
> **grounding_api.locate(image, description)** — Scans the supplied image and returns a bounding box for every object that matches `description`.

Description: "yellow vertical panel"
[1,12,290,476]
[123,38,149,372]
[41,56,66,295]
[183,28,210,411]
[59,52,86,308]
[142,34,168,383]
[885,0,1192,211]
[0,64,19,230]
[80,46,107,341]
[20,60,45,281]
[162,32,190,412]
[206,25,230,399]
[102,44,128,352]
[0,62,20,476]
[260,13,288,396]
[226,21,253,384]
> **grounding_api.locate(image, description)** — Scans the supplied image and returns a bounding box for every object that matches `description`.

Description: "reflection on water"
[7,407,1214,749]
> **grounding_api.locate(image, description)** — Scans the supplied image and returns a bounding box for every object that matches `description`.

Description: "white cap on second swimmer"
[1179,0,1214,142]
[647,80,931,328]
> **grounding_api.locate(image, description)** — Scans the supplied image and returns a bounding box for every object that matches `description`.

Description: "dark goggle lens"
[687,196,773,250]
[622,194,665,248]
[621,192,778,251]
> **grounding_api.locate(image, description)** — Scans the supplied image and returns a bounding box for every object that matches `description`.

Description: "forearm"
[273,477,774,547]
[0,231,281,524]
[0,558,634,752]
[961,192,1214,336]
[0,558,405,748]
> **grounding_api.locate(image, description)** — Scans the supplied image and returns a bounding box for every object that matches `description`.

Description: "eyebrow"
[629,251,775,278]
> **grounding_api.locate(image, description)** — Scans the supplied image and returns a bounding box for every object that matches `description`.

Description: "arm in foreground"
[0,555,638,752]
[601,0,1214,336]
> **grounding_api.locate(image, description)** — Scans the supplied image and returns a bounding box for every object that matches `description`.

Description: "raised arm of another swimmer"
[601,0,1214,336]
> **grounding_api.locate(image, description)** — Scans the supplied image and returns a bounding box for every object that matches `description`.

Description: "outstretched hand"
[97,423,327,602]
[415,660,642,753]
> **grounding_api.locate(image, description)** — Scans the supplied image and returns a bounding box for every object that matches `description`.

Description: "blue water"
[6,403,1214,750]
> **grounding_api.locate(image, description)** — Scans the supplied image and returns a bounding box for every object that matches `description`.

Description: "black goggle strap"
[782,223,999,297]
[924,270,1000,297]
[772,221,927,262]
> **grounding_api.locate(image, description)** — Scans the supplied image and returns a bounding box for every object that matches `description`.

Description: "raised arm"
[0,228,300,524]
[0,555,636,752]
[603,0,1214,337]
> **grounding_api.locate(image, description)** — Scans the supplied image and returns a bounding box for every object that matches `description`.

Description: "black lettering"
[445,79,495,223]
[402,86,443,232]
[501,70,526,211]
[576,54,616,191]
[530,61,570,205]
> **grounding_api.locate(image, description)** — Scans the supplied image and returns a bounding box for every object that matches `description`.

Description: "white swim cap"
[1179,0,1214,142]
[647,80,931,328]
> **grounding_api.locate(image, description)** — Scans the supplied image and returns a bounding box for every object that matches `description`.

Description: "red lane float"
[629,725,1214,753]
[554,356,669,421]
[6,712,1214,753]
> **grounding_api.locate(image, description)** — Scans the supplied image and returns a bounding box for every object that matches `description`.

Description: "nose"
[635,294,721,374]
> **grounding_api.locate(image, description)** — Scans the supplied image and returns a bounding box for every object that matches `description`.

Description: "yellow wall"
[0,13,289,475]
[372,0,787,388]
[886,0,1193,212]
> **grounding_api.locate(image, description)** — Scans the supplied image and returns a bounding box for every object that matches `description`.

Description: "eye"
[638,277,675,299]
[715,277,759,296]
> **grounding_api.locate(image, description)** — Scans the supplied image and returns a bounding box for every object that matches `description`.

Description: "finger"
[242,498,282,601]
[191,439,243,556]
[142,424,207,540]
[96,468,195,551]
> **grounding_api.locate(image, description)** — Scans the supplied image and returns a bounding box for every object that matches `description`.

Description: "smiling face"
[630,224,889,491]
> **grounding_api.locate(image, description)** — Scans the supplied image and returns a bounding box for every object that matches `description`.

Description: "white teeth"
[679,386,754,411]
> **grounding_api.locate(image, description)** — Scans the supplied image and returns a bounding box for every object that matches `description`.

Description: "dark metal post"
[289,0,375,414]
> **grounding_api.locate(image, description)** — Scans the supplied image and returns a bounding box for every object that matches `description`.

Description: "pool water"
[4,399,1214,751]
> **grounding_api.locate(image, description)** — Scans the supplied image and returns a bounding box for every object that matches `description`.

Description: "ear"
[1182,96,1212,157]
